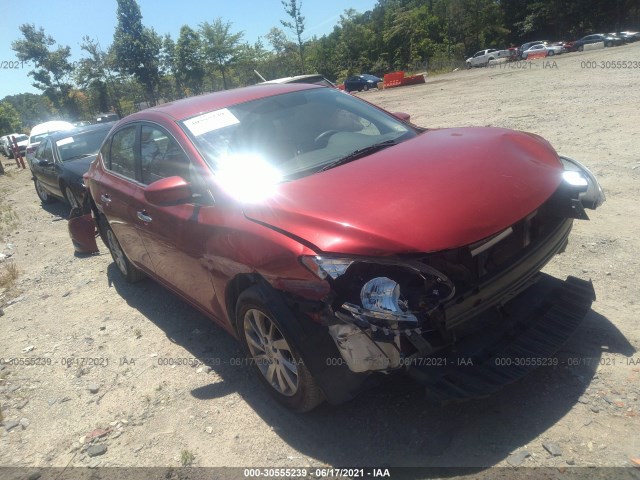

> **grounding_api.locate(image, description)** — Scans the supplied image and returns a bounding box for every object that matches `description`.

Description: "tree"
[199,18,243,90]
[11,24,78,117]
[2,93,55,128]
[77,37,124,116]
[281,0,306,73]
[175,25,206,96]
[0,102,22,133]
[112,0,161,106]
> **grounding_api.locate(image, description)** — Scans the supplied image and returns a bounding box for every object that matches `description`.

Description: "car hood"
[63,155,97,179]
[243,127,564,255]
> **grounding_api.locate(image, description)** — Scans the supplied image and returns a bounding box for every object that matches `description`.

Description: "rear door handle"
[137,211,152,223]
[100,194,111,205]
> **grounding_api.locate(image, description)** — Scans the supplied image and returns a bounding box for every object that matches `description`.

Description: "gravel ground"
[0,42,639,476]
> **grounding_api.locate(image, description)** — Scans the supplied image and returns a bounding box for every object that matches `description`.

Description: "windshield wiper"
[318,139,399,173]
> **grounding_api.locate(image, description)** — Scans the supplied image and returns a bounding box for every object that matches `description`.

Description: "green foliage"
[6,0,640,116]
[281,0,306,73]
[11,24,78,117]
[0,102,22,133]
[199,18,244,90]
[175,26,206,96]
[112,0,161,106]
[1,93,54,129]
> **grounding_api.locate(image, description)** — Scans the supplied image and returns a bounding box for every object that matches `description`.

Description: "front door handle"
[100,194,111,205]
[137,211,152,223]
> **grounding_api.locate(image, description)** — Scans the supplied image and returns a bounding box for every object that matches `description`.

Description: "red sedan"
[70,83,604,411]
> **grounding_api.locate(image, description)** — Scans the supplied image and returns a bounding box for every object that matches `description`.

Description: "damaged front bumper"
[303,156,604,398]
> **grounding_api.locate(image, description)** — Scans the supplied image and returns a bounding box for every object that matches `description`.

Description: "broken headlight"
[559,156,605,209]
[301,255,455,328]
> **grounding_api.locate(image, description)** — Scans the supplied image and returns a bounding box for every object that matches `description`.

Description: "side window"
[109,126,137,179]
[34,140,47,160]
[41,139,54,163]
[140,125,191,185]
[99,137,111,166]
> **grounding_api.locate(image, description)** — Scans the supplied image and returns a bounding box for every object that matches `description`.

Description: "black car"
[567,34,623,51]
[343,74,382,92]
[30,123,114,208]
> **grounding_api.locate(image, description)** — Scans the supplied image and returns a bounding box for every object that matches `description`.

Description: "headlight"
[343,276,418,323]
[559,156,605,209]
[301,255,353,279]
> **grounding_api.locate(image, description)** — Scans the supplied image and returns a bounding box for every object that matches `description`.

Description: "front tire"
[236,285,324,412]
[363,84,370,91]
[64,186,80,209]
[34,179,55,204]
[99,216,145,283]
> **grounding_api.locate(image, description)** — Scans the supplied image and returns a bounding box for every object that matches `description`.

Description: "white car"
[521,43,563,59]
[26,120,74,162]
[1,133,29,158]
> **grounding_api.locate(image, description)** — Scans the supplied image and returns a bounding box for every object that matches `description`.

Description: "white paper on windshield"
[184,108,240,136]
[56,137,74,147]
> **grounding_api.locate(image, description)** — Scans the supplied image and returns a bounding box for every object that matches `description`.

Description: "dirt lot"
[1,42,640,475]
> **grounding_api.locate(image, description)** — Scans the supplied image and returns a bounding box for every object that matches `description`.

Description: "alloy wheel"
[106,229,128,276]
[243,308,299,397]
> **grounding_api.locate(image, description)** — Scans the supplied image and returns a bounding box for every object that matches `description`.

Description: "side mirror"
[38,159,52,167]
[144,176,192,205]
[392,112,411,122]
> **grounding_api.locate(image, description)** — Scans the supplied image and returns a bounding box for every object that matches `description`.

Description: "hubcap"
[106,229,128,276]
[243,308,299,397]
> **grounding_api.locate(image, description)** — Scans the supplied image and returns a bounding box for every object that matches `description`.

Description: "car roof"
[29,120,75,137]
[45,122,115,142]
[126,83,323,123]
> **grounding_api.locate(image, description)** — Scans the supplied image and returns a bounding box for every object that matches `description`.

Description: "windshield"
[180,88,416,181]
[56,129,109,161]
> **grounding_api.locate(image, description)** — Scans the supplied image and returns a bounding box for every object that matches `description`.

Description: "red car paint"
[75,85,564,334]
[244,127,563,255]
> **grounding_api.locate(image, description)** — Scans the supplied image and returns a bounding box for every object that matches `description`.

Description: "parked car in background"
[521,43,563,59]
[343,74,382,92]
[609,31,640,43]
[620,30,640,41]
[465,48,512,68]
[26,120,75,161]
[260,74,336,88]
[69,83,604,412]
[518,40,550,58]
[8,134,29,158]
[1,133,28,158]
[30,123,114,208]
[96,113,120,123]
[565,34,623,52]
[0,135,14,157]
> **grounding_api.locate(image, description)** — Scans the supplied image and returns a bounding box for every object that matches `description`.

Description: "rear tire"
[548,50,555,56]
[236,285,324,412]
[363,84,370,91]
[34,179,55,204]
[99,216,145,283]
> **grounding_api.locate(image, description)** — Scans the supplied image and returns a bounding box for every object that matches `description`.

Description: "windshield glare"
[180,88,416,181]
[57,129,108,161]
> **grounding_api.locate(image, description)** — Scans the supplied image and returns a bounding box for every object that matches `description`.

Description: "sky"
[0,0,378,99]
